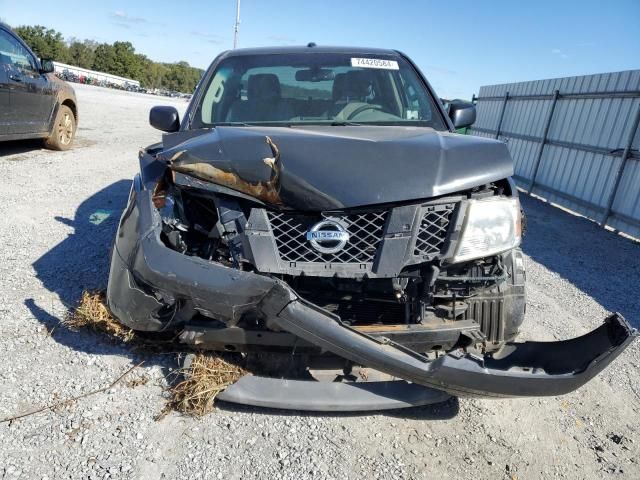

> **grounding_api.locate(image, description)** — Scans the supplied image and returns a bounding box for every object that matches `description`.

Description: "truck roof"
[222,45,401,58]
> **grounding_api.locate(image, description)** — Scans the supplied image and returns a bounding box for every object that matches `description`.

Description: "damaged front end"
[107,134,637,411]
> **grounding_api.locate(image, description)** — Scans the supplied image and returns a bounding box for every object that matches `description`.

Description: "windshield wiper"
[214,121,299,128]
[212,122,254,127]
[330,120,362,126]
[214,121,362,127]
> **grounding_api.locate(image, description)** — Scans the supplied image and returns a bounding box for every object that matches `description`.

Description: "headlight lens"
[451,197,521,263]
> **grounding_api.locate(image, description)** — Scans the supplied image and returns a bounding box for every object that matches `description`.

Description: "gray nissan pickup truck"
[106,45,636,411]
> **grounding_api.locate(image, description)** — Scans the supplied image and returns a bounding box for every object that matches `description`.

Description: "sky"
[1,0,638,99]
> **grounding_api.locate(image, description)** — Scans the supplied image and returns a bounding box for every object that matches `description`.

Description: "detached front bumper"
[269,296,635,398]
[108,187,637,408]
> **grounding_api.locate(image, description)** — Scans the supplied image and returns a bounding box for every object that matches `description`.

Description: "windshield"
[193,52,447,129]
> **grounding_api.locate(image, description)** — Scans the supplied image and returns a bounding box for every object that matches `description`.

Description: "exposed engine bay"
[152,165,525,356]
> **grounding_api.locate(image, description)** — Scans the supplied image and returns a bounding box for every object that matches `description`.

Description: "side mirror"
[150,106,180,132]
[40,58,54,74]
[448,100,476,129]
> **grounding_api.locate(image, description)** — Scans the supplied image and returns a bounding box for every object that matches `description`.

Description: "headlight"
[451,197,521,263]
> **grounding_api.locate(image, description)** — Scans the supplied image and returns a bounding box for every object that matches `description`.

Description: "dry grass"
[65,291,136,342]
[66,290,248,418]
[163,353,246,417]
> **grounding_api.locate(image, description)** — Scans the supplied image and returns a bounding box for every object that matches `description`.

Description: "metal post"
[528,89,560,194]
[600,103,640,227]
[494,91,509,139]
[233,0,241,49]
[471,93,477,105]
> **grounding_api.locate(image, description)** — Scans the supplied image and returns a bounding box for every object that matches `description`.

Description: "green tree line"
[12,25,203,92]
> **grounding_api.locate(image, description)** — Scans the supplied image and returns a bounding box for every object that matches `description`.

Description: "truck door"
[0,31,14,135]
[0,28,55,135]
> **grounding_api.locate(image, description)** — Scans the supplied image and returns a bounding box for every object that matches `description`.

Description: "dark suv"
[107,46,636,411]
[0,23,77,150]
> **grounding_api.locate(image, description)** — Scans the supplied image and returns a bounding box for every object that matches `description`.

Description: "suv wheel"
[45,105,76,151]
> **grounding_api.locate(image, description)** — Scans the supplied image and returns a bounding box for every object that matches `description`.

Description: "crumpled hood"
[160,125,513,211]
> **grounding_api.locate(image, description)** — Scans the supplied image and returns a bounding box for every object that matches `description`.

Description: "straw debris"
[66,290,247,418]
[65,290,135,342]
[164,353,246,417]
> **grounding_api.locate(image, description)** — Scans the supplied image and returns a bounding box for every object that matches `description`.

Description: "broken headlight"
[451,197,521,263]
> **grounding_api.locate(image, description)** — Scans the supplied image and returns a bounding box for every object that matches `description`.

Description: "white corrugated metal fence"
[468,70,640,238]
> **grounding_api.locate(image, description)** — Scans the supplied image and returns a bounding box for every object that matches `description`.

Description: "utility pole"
[233,0,241,49]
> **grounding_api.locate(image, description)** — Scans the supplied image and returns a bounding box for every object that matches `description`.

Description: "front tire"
[45,105,76,151]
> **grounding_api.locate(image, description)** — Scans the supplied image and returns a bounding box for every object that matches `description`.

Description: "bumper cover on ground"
[110,188,638,407]
[217,376,451,411]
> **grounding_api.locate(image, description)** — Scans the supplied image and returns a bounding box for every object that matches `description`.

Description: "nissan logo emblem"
[306,220,350,254]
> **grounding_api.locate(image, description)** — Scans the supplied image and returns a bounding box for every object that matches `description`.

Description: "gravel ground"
[1,83,639,480]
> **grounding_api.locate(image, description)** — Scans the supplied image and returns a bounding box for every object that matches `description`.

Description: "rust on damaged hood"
[158,125,514,210]
[167,135,283,205]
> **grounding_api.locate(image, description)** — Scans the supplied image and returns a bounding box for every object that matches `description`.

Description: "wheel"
[44,105,76,151]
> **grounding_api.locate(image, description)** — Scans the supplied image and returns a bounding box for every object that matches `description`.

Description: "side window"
[0,30,37,73]
[397,73,432,122]
[200,66,231,124]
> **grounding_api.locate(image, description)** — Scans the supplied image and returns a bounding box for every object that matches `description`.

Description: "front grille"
[413,204,456,257]
[267,211,388,264]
